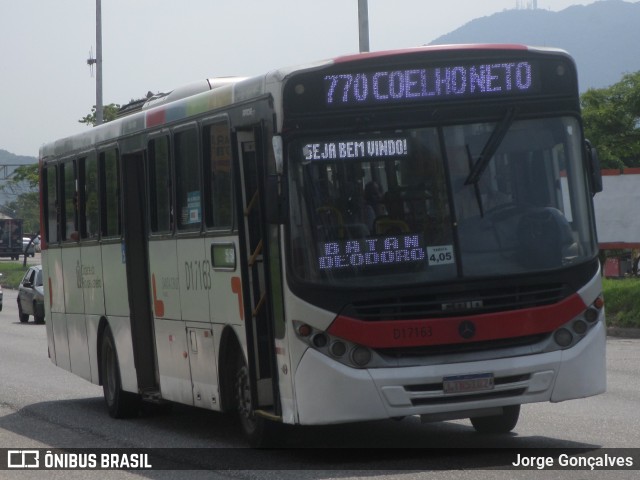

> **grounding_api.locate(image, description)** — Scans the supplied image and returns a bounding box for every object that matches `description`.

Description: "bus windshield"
[288,116,597,287]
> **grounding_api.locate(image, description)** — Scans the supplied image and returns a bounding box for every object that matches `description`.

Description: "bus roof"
[39,44,570,159]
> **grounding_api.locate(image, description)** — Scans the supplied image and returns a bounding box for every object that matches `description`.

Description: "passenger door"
[121,151,158,394]
[235,127,279,415]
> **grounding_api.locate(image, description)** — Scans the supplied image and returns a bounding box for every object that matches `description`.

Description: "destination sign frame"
[283,50,579,118]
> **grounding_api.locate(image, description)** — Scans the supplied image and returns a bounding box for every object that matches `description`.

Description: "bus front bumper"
[293,321,606,425]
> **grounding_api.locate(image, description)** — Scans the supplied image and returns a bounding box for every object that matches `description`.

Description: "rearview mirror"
[585,140,603,194]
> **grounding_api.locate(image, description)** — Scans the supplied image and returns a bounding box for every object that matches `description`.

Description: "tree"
[79,94,155,126]
[8,163,38,188]
[581,71,640,169]
[0,164,40,234]
[78,103,121,126]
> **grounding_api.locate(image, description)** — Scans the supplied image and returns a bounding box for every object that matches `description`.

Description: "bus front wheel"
[470,405,520,434]
[101,326,141,419]
[234,353,281,447]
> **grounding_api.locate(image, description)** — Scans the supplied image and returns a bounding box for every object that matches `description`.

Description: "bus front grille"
[344,283,569,321]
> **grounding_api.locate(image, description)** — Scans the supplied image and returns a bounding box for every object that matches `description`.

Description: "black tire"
[101,326,140,418]
[17,301,29,323]
[470,405,520,434]
[234,353,281,447]
[34,302,45,324]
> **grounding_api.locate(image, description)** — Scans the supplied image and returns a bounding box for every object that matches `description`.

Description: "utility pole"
[95,0,104,125]
[358,0,370,53]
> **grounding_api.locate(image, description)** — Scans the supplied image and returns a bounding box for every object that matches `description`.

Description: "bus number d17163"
[393,326,433,340]
[184,259,212,291]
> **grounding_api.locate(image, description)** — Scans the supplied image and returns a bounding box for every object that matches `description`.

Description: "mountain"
[429,0,640,91]
[0,149,36,166]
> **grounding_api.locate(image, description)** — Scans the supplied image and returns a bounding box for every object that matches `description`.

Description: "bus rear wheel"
[470,405,520,434]
[101,326,141,418]
[234,353,281,447]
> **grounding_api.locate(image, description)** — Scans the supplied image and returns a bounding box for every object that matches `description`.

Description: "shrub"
[603,277,640,328]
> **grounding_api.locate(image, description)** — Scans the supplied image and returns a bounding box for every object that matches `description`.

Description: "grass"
[0,261,30,289]
[602,277,640,329]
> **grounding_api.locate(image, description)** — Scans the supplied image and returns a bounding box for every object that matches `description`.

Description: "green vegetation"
[581,71,640,169]
[0,261,30,289]
[1,163,40,234]
[78,103,121,126]
[603,277,640,328]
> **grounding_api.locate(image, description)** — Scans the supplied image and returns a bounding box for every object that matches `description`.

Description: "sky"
[0,0,600,158]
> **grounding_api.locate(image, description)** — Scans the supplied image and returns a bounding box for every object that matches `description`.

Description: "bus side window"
[174,128,201,231]
[79,154,100,240]
[62,160,79,242]
[100,149,121,238]
[203,120,232,229]
[44,164,59,244]
[148,136,173,233]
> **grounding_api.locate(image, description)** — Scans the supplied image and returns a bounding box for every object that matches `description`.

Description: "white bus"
[40,45,605,446]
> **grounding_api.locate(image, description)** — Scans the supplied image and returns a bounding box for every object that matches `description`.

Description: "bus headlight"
[572,319,588,335]
[584,307,599,323]
[554,328,573,347]
[549,294,603,350]
[292,320,376,368]
[329,341,347,357]
[312,333,328,348]
[351,346,372,367]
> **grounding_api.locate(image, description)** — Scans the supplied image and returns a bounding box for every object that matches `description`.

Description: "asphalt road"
[0,288,638,479]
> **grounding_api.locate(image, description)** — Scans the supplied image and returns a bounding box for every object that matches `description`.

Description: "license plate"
[443,373,494,394]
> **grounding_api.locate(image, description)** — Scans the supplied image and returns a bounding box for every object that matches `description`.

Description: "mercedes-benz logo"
[458,320,476,339]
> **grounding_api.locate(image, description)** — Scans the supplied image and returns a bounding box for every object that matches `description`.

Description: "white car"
[22,237,36,257]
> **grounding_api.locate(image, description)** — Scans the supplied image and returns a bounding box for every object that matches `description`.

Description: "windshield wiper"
[465,144,485,217]
[464,107,516,186]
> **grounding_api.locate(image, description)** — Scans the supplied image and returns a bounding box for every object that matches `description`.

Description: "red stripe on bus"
[333,44,529,64]
[326,293,586,349]
[146,109,166,128]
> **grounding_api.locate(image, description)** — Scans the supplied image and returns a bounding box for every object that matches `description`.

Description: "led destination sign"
[318,234,455,271]
[319,234,426,271]
[325,61,537,107]
[303,137,409,161]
